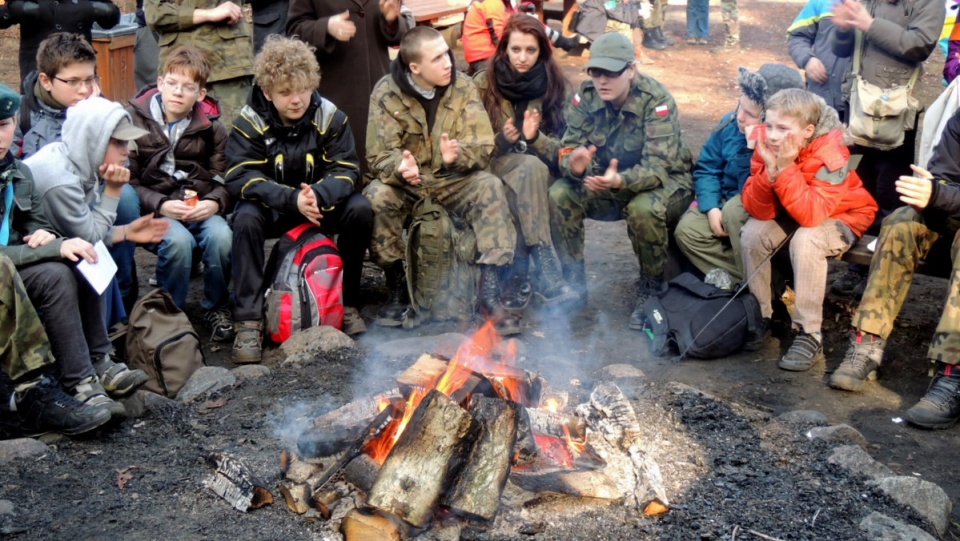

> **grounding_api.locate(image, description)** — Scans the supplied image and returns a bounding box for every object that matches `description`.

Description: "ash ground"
[1,1,958,539]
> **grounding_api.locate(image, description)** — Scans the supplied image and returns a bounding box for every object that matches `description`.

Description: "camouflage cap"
[586,32,635,72]
[0,83,21,121]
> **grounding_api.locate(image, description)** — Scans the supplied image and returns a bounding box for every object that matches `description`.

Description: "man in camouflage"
[549,32,693,329]
[715,0,739,51]
[829,108,960,430]
[642,0,676,50]
[147,0,254,123]
[365,26,519,332]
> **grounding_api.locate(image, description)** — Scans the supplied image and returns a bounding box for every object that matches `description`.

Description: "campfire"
[211,323,669,538]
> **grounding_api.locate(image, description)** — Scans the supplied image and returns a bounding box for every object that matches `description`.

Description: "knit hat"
[0,83,20,121]
[737,63,804,108]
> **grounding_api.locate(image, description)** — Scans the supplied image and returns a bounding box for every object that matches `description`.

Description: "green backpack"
[404,197,479,327]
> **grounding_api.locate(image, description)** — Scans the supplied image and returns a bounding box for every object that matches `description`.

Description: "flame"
[544,398,560,412]
[533,434,574,467]
[562,423,586,454]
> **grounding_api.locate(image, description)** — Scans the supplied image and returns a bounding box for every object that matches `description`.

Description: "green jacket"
[472,69,564,176]
[146,0,254,83]
[0,159,64,267]
[560,74,693,195]
[366,70,495,189]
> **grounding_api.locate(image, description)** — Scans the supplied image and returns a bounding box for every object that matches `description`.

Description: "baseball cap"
[586,32,636,72]
[111,116,149,141]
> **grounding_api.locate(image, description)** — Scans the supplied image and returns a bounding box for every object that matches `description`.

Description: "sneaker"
[697,38,709,45]
[743,317,771,352]
[15,377,111,436]
[205,307,235,342]
[95,355,149,397]
[778,332,825,372]
[685,37,699,45]
[829,331,884,392]
[71,376,126,417]
[831,268,867,297]
[904,362,960,429]
[342,306,367,337]
[629,274,665,330]
[232,320,263,364]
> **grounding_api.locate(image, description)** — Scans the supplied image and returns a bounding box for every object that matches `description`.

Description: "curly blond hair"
[254,35,321,94]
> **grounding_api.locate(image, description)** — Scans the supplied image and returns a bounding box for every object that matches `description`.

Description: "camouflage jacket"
[366,70,495,189]
[473,69,565,177]
[0,159,64,267]
[559,74,693,195]
[146,0,254,83]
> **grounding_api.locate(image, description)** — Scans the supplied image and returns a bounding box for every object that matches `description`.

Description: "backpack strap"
[740,292,761,339]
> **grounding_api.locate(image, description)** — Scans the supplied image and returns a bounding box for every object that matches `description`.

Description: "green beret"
[0,83,21,121]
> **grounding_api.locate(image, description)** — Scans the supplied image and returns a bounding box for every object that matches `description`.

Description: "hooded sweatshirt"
[24,97,132,247]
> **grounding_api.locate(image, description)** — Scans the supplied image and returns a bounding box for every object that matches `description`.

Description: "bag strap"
[853,30,920,90]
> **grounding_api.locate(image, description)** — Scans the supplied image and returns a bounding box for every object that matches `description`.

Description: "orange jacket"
[462,0,511,63]
[742,128,877,236]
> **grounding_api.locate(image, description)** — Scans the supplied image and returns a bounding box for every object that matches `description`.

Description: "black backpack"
[643,273,763,360]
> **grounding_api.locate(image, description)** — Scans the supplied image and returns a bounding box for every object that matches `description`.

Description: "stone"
[597,364,646,399]
[599,364,645,379]
[827,445,894,480]
[119,390,180,417]
[805,424,868,448]
[371,333,469,360]
[231,365,272,381]
[280,326,355,365]
[176,367,237,403]
[0,438,48,463]
[870,476,952,536]
[777,409,829,426]
[859,511,937,541]
[0,499,14,515]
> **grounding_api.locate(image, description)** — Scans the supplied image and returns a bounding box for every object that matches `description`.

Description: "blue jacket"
[787,0,850,121]
[692,112,752,213]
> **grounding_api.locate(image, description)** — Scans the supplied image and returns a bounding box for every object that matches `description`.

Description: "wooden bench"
[840,235,951,279]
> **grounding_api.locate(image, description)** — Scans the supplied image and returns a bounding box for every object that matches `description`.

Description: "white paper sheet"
[867,238,877,252]
[77,241,117,295]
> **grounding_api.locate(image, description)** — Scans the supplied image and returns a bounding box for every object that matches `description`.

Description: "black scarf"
[494,58,548,128]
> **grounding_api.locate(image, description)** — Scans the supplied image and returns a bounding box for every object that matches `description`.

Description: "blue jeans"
[147,215,232,310]
[686,0,709,39]
[102,184,141,325]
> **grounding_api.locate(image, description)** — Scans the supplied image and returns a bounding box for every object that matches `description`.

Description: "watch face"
[516,140,528,153]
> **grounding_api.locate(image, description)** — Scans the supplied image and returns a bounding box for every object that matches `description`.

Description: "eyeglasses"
[586,66,629,79]
[53,76,100,89]
[161,79,201,95]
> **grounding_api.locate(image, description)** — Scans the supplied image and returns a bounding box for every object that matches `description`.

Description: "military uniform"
[365,70,515,269]
[0,253,53,383]
[147,0,254,123]
[720,0,739,45]
[549,74,694,287]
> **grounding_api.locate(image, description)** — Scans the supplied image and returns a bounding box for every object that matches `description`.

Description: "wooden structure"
[91,32,137,103]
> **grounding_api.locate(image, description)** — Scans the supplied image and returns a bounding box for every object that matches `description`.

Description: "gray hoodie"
[24,97,132,247]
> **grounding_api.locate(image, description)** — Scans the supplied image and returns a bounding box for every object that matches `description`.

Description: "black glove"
[90,0,120,24]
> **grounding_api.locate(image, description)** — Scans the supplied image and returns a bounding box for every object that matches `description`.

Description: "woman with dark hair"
[475,14,578,315]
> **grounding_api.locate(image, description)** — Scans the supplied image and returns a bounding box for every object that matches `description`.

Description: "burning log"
[300,389,402,460]
[343,453,381,494]
[510,468,622,499]
[278,481,312,514]
[308,405,397,494]
[444,396,518,521]
[340,508,408,541]
[396,353,491,404]
[203,452,274,512]
[525,408,586,439]
[367,390,481,527]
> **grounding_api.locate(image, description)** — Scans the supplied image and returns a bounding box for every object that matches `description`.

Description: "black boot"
[376,261,410,327]
[629,273,665,331]
[15,376,111,436]
[642,28,668,51]
[904,362,960,429]
[502,251,532,313]
[651,27,675,47]
[531,244,580,306]
[479,264,522,336]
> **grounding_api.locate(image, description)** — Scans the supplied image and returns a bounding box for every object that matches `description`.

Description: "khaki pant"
[675,195,749,282]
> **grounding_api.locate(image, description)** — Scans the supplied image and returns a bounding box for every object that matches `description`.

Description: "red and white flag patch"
[573,93,581,106]
[655,105,669,116]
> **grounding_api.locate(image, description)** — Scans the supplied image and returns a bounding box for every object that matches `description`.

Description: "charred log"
[340,507,407,541]
[278,481,312,514]
[204,452,274,512]
[343,453,381,494]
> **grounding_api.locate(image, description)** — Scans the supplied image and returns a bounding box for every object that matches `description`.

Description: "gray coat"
[787,10,850,121]
[16,70,67,160]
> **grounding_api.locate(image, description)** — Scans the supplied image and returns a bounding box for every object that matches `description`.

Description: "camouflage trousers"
[0,254,53,383]
[491,153,553,247]
[644,0,666,29]
[854,207,960,363]
[208,75,254,128]
[549,179,692,279]
[720,0,739,43]
[674,195,749,282]
[363,172,517,268]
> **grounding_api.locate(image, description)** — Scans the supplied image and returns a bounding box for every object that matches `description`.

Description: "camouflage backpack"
[404,197,479,327]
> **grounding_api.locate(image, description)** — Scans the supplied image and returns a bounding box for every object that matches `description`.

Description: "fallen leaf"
[531,331,545,338]
[198,397,228,414]
[117,466,138,490]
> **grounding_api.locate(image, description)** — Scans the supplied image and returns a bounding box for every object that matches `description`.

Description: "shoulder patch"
[573,93,581,106]
[655,104,669,117]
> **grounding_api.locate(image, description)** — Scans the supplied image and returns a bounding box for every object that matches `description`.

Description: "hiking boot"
[710,39,740,54]
[829,331,884,392]
[377,261,410,327]
[531,244,580,307]
[479,264,523,333]
[232,320,263,364]
[205,307,235,342]
[15,376,111,436]
[70,376,126,417]
[629,274,665,331]
[502,250,532,312]
[778,332,825,372]
[831,267,867,297]
[743,317,771,352]
[554,33,579,51]
[650,27,675,47]
[904,362,960,429]
[642,29,668,51]
[342,306,367,337]
[94,355,149,397]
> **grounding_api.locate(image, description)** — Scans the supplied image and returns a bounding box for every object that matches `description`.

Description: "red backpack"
[264,224,344,343]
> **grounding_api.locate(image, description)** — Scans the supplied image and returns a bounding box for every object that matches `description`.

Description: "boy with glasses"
[549,31,693,325]
[126,45,234,341]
